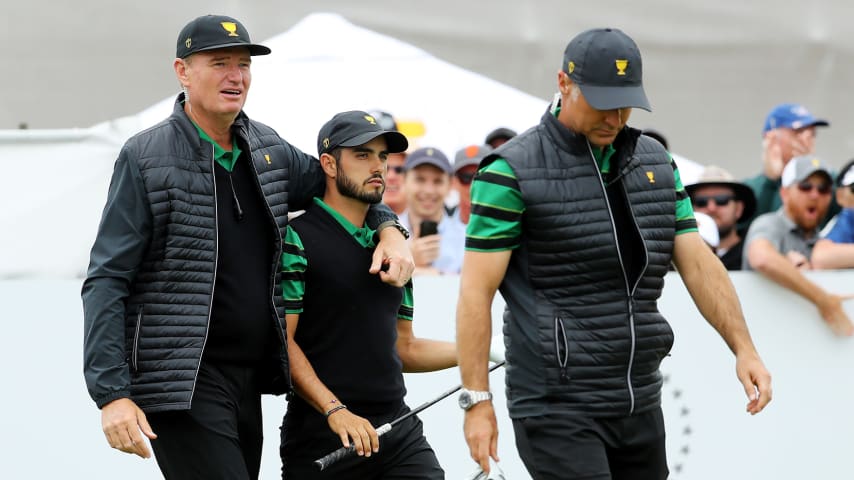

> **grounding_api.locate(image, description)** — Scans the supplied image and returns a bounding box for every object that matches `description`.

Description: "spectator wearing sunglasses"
[451,144,493,224]
[744,155,854,336]
[812,159,854,269]
[686,166,756,270]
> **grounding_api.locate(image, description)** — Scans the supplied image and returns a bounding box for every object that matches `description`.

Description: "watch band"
[459,388,493,410]
[376,219,411,240]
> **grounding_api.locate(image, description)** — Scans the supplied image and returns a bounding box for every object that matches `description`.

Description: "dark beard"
[337,170,384,204]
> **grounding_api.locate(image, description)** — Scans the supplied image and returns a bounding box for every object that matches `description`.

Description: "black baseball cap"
[484,127,517,146]
[317,111,409,156]
[562,28,651,112]
[177,15,271,59]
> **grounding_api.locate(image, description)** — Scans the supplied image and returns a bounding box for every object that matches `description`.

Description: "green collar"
[592,143,616,174]
[192,122,242,172]
[314,197,376,248]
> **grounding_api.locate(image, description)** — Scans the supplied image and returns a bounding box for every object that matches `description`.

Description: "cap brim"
[454,159,481,173]
[686,181,757,223]
[338,130,409,154]
[186,42,271,57]
[578,84,651,112]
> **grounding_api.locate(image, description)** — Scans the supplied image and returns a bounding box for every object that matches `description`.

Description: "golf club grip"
[314,423,392,471]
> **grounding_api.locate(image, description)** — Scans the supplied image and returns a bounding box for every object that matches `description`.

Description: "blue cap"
[762,103,829,135]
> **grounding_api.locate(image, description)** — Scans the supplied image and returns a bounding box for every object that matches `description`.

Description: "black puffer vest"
[493,110,676,417]
[124,98,293,412]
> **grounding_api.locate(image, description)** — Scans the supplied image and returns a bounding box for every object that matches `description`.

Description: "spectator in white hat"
[744,155,854,336]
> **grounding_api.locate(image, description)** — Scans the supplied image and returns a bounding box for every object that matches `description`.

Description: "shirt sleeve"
[398,280,414,321]
[825,209,854,243]
[465,158,525,252]
[671,155,698,235]
[281,226,307,314]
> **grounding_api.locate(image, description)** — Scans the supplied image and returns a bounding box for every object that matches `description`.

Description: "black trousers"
[280,402,444,480]
[512,407,668,480]
[147,361,263,480]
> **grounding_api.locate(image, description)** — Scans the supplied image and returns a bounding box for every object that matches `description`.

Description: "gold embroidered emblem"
[616,59,628,76]
[568,61,575,74]
[323,138,330,149]
[427,148,434,156]
[264,154,271,165]
[185,38,192,49]
[364,115,376,125]
[221,22,239,37]
[646,171,655,183]
[811,158,820,167]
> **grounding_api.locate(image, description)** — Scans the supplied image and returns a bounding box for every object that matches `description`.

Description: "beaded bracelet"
[325,404,348,417]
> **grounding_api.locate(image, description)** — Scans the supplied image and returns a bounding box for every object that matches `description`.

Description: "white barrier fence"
[2,271,852,479]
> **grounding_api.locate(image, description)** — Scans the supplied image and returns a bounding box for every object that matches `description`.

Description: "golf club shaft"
[313,360,506,471]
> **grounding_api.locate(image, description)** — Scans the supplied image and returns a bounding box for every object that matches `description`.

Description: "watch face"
[458,391,472,410]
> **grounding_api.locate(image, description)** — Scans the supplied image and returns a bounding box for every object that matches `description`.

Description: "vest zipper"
[241,131,291,390]
[554,316,570,383]
[586,141,638,415]
[190,143,218,407]
[131,305,144,373]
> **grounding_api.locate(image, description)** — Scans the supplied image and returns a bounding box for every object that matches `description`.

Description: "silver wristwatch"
[458,388,493,410]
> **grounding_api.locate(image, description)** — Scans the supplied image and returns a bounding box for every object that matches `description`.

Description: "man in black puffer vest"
[279,111,458,479]
[456,28,773,479]
[81,15,413,479]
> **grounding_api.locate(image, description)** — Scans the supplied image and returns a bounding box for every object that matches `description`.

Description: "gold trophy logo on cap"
[220,22,239,37]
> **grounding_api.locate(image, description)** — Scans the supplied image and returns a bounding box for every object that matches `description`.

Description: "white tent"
[0,12,702,279]
[0,13,548,279]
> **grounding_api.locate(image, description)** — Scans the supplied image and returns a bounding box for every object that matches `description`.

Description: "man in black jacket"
[456,28,772,479]
[81,15,413,479]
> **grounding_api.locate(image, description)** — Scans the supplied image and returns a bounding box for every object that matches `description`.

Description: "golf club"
[314,360,506,471]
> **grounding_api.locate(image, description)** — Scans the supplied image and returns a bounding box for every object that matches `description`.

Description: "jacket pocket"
[554,316,570,384]
[130,305,144,373]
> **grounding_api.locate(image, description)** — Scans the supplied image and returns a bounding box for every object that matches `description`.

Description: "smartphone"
[419,220,439,237]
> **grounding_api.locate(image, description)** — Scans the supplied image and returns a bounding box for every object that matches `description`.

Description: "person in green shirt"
[456,27,773,480]
[742,103,835,228]
[279,111,458,479]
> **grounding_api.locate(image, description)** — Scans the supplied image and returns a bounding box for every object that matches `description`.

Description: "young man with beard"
[82,16,413,479]
[279,111,458,479]
[744,155,854,336]
[686,166,757,270]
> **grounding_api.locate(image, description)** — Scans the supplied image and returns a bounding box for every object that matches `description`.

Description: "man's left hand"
[371,226,415,287]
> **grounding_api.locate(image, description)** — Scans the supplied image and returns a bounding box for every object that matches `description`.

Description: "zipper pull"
[227,172,244,221]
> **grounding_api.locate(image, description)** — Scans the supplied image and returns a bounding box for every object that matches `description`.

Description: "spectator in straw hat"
[686,166,757,270]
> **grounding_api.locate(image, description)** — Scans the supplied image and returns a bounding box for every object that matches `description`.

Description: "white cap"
[694,211,720,248]
[781,155,832,188]
[841,166,854,187]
